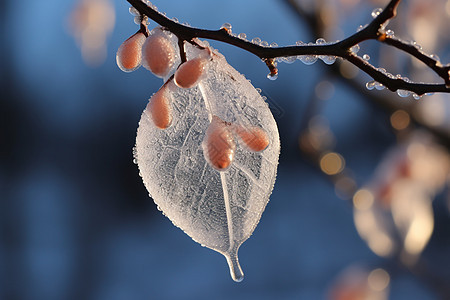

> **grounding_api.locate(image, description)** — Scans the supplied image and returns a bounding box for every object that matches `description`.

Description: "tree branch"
[125,0,450,95]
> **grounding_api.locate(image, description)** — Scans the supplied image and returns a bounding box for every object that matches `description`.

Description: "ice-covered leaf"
[135,41,280,282]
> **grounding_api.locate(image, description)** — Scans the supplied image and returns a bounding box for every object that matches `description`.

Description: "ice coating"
[135,42,280,282]
[174,57,209,88]
[202,115,236,171]
[233,125,269,152]
[142,29,178,77]
[145,84,173,129]
[116,32,146,72]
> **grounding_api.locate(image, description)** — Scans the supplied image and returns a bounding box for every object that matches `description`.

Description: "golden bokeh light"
[368,232,394,257]
[320,152,345,175]
[354,209,395,258]
[390,110,410,130]
[353,189,374,210]
[368,268,390,291]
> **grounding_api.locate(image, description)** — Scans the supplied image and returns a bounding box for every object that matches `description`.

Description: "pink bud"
[174,58,208,88]
[116,32,146,72]
[233,125,269,152]
[202,116,236,171]
[145,86,173,129]
[142,33,176,77]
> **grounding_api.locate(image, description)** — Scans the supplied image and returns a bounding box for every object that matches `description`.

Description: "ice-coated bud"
[233,125,269,152]
[174,57,209,88]
[145,86,173,129]
[116,32,146,72]
[202,115,236,171]
[142,32,176,77]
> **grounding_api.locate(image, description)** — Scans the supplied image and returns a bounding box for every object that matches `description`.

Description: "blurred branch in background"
[68,0,115,66]
[288,0,450,298]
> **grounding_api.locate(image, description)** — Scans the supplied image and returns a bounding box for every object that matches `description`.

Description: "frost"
[135,41,280,282]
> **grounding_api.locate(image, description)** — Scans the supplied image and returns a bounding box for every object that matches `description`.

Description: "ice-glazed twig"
[126,0,450,95]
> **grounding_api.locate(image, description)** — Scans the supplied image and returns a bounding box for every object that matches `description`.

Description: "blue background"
[1,0,449,299]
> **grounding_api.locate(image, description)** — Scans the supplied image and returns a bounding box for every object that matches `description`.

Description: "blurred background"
[1,0,449,299]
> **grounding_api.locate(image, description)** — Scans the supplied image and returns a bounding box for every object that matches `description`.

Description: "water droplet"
[430,54,440,61]
[320,56,336,65]
[134,16,141,25]
[371,8,383,18]
[133,158,138,164]
[377,68,387,74]
[261,41,269,47]
[397,89,411,97]
[412,93,421,100]
[375,82,385,90]
[363,54,370,61]
[221,23,232,33]
[411,41,422,50]
[172,17,179,23]
[296,41,304,46]
[267,73,278,80]
[284,56,296,64]
[357,24,367,32]
[316,38,326,45]
[386,30,394,38]
[129,6,139,16]
[251,37,262,45]
[255,88,262,93]
[366,81,376,90]
[300,55,318,65]
[425,92,434,96]
[225,252,244,282]
[350,44,360,54]
[238,33,247,40]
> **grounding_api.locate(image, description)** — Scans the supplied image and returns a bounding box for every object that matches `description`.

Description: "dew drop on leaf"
[135,41,280,282]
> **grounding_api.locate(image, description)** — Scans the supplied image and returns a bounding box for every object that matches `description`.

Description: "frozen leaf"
[135,41,280,282]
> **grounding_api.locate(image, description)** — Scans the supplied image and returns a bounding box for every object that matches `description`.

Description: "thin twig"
[126,0,450,95]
